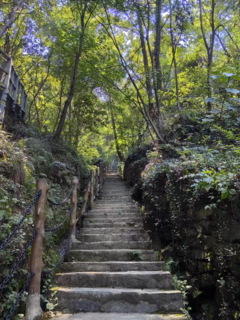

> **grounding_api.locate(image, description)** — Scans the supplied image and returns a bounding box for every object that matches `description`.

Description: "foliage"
[128,251,143,261]
[1,0,240,318]
[0,129,89,318]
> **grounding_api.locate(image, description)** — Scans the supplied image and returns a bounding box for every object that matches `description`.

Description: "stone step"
[54,287,184,313]
[101,188,129,190]
[100,193,130,196]
[55,175,184,318]
[61,261,165,272]
[78,233,149,242]
[102,185,128,187]
[86,213,141,218]
[89,208,139,213]
[95,200,133,204]
[83,222,143,229]
[68,249,157,262]
[84,217,143,223]
[55,271,174,289]
[93,205,135,209]
[53,313,188,320]
[99,196,131,200]
[80,228,145,235]
[72,240,151,250]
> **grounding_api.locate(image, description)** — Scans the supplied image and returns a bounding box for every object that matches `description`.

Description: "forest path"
[53,171,187,320]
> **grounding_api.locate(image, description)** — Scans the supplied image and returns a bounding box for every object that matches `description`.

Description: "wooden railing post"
[25,179,49,320]
[89,170,94,210]
[100,164,104,189]
[81,181,91,216]
[70,177,79,240]
[95,168,99,197]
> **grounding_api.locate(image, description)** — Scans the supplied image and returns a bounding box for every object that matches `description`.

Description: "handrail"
[47,184,75,205]
[0,162,108,320]
[0,190,42,252]
[25,163,108,320]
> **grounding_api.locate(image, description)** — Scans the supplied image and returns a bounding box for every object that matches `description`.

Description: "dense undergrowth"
[0,125,91,319]
[124,116,240,320]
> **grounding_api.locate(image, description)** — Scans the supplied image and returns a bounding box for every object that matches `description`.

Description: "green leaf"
[210,109,221,114]
[223,73,235,77]
[211,75,219,79]
[230,98,240,103]
[205,98,217,103]
[0,210,5,220]
[221,192,229,200]
[202,118,214,123]
[226,88,240,94]
[226,105,238,111]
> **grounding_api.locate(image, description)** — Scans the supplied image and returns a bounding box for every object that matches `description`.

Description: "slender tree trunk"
[198,0,216,111]
[169,0,181,113]
[154,0,163,92]
[137,9,153,107]
[4,34,11,54]
[102,5,165,143]
[68,103,72,143]
[54,3,87,139]
[0,0,24,39]
[111,105,124,162]
[54,52,80,139]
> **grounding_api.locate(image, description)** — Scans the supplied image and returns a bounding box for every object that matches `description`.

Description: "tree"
[54,0,98,139]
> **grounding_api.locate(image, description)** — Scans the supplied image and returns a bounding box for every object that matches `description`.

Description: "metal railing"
[0,48,27,123]
[0,163,108,320]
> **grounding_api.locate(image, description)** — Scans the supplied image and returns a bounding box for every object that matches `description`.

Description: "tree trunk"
[169,0,181,113]
[198,0,216,111]
[111,106,124,162]
[154,0,163,92]
[4,34,11,54]
[137,9,153,107]
[0,0,24,39]
[54,3,87,139]
[54,53,80,139]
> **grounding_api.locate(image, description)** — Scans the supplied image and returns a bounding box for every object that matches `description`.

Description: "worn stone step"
[78,233,149,242]
[72,240,151,250]
[95,200,133,204]
[80,228,145,235]
[54,287,184,313]
[100,195,130,198]
[55,271,174,289]
[102,185,126,188]
[102,188,127,190]
[100,193,130,196]
[83,222,143,228]
[89,208,139,214]
[68,249,157,262]
[84,217,143,224]
[98,194,132,201]
[61,261,165,272]
[99,198,131,200]
[88,208,140,216]
[53,313,188,320]
[93,205,135,210]
[86,213,141,219]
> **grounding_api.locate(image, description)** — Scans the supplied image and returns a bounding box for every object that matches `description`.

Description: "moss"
[124,145,240,320]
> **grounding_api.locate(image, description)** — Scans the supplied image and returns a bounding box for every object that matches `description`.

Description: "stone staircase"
[54,171,187,320]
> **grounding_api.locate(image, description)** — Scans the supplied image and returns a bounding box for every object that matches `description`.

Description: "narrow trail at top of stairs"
[53,171,187,320]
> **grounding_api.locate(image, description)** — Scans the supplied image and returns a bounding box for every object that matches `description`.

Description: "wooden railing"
[0,162,108,320]
[0,48,27,123]
[25,163,108,320]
